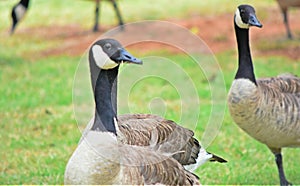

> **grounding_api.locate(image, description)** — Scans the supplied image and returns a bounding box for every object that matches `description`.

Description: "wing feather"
[118,114,200,165]
[119,144,200,185]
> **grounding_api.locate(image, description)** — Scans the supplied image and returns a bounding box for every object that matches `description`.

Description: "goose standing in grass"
[65,38,227,184]
[276,0,300,39]
[10,0,124,34]
[228,4,300,186]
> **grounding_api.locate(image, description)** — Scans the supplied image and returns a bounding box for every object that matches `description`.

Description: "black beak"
[248,14,262,28]
[117,49,143,65]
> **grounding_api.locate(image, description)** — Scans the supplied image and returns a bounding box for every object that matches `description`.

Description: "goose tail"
[184,148,227,172]
[209,154,227,163]
[184,148,213,172]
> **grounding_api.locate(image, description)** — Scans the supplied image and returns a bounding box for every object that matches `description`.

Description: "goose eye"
[240,9,245,16]
[104,43,112,50]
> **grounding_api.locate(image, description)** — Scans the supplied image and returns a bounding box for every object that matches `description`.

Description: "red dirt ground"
[18,7,300,59]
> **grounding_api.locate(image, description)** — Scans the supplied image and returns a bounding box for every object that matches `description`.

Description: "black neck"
[234,22,257,85]
[90,63,119,135]
[20,0,30,8]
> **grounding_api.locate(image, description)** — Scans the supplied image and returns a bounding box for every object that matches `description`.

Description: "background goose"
[10,0,124,34]
[64,38,200,184]
[10,0,29,34]
[227,4,300,186]
[276,0,300,39]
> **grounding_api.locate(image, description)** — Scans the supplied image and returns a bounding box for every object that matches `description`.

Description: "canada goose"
[276,0,300,39]
[10,0,124,34]
[227,4,300,186]
[64,38,201,184]
[79,37,227,170]
[10,0,29,34]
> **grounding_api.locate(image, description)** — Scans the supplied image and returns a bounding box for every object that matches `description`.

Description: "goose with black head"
[228,4,300,186]
[81,37,227,172]
[64,38,203,185]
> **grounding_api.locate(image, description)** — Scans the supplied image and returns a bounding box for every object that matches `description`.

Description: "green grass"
[0,56,79,184]
[1,0,300,185]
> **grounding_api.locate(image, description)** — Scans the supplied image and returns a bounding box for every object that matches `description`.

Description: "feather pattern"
[118,114,201,165]
[82,113,227,167]
[228,75,300,148]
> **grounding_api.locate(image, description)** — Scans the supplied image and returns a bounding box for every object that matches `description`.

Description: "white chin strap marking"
[235,8,249,29]
[92,45,119,70]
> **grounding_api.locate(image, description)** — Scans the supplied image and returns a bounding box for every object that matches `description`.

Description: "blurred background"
[0,0,299,184]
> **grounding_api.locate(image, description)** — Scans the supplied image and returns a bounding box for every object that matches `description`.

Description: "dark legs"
[274,152,292,186]
[10,14,18,35]
[93,0,124,32]
[93,0,100,32]
[111,0,124,30]
[282,10,293,39]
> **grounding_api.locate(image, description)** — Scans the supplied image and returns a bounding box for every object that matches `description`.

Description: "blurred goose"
[276,0,300,39]
[228,4,300,185]
[10,0,124,34]
[64,38,201,184]
[10,0,29,34]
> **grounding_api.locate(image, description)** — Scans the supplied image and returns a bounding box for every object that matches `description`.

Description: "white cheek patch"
[235,8,249,29]
[92,45,118,70]
[15,4,26,20]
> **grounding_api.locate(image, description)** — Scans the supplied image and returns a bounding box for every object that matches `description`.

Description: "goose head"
[90,38,142,70]
[234,5,263,29]
[88,39,142,134]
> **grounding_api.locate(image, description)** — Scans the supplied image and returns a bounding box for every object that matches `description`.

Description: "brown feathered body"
[82,113,227,167]
[118,114,202,165]
[228,74,300,151]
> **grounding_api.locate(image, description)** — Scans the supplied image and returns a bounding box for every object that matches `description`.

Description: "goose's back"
[118,114,200,165]
[81,114,201,165]
[120,144,200,185]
